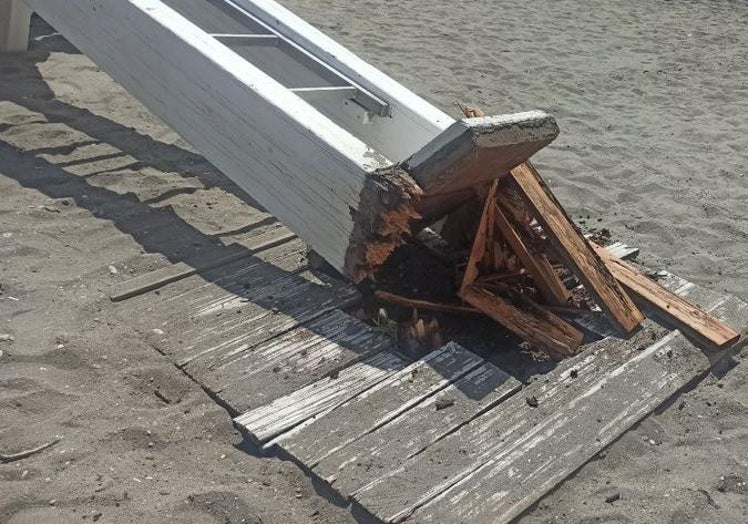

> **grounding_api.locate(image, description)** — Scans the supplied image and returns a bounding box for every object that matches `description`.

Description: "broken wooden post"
[0,0,32,52]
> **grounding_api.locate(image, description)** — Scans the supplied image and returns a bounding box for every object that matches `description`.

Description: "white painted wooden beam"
[230,0,455,159]
[0,0,32,52]
[26,0,418,280]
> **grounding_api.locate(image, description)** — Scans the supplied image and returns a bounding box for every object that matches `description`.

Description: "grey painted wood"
[408,330,708,524]
[352,323,708,523]
[116,239,359,366]
[161,0,271,34]
[191,309,393,414]
[313,362,521,499]
[109,227,295,302]
[234,351,407,445]
[274,342,485,466]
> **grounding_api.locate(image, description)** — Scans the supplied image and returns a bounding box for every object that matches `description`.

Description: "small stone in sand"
[605,492,620,503]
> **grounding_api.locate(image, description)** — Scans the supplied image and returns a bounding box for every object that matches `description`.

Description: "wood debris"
[371,105,737,359]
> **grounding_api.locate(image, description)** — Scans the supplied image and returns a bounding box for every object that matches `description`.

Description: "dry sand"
[2,1,748,523]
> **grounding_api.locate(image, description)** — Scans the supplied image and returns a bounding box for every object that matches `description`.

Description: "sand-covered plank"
[313,362,521,499]
[234,351,406,445]
[115,239,359,365]
[274,342,485,466]
[351,323,699,523]
[188,309,392,414]
[406,330,708,524]
[110,227,295,301]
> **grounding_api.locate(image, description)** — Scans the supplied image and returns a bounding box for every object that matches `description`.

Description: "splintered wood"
[369,105,738,359]
[448,104,736,357]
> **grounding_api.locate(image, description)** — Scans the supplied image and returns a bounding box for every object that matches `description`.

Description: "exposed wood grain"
[492,201,568,304]
[110,228,296,302]
[460,286,583,357]
[593,243,740,348]
[509,161,643,333]
[190,309,392,414]
[313,362,521,499]
[460,181,497,289]
[406,330,708,524]
[352,323,706,524]
[374,290,480,315]
[234,351,406,445]
[274,342,485,465]
[404,113,558,212]
[115,239,359,367]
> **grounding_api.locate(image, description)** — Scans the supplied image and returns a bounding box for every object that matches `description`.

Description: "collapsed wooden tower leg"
[509,161,644,334]
[0,0,32,52]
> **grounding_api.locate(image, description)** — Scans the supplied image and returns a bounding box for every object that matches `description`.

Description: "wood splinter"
[457,178,583,356]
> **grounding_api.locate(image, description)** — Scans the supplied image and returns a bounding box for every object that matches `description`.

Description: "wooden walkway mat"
[235,351,408,445]
[354,325,705,523]
[188,309,393,414]
[118,236,359,368]
[272,343,510,462]
[113,229,747,524]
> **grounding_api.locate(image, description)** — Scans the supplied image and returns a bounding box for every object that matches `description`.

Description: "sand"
[2,1,747,523]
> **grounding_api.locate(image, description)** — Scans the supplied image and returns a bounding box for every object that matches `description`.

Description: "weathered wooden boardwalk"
[112,224,747,524]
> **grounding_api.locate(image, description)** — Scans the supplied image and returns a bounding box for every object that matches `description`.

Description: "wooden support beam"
[592,243,740,348]
[460,285,583,357]
[0,0,32,52]
[26,0,424,283]
[509,161,644,333]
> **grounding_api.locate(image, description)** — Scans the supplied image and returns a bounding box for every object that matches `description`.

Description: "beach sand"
[2,1,747,522]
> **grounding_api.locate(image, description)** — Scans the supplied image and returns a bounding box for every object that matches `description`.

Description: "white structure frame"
[10,0,559,280]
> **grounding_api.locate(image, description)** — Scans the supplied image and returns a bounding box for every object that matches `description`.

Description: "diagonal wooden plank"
[234,351,407,445]
[274,342,485,465]
[407,330,708,524]
[312,362,521,500]
[352,323,697,523]
[509,162,643,333]
[352,279,747,524]
[593,243,740,348]
[189,309,392,414]
[109,227,295,302]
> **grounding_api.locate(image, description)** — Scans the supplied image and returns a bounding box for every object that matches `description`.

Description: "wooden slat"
[313,363,521,499]
[234,351,406,445]
[406,330,708,524]
[274,342,485,465]
[110,228,295,301]
[189,309,392,414]
[352,323,707,523]
[169,269,359,367]
[593,244,741,348]
[461,286,583,357]
[509,162,643,333]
